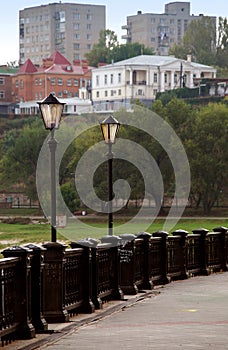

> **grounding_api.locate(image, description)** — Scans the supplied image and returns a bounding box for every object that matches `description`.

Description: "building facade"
[91,55,216,112]
[0,66,18,114]
[122,2,216,56]
[12,50,93,103]
[19,2,106,65]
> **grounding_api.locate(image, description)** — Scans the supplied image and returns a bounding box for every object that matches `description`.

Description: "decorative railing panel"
[65,248,85,313]
[167,236,182,278]
[187,234,201,275]
[207,232,223,271]
[149,237,163,282]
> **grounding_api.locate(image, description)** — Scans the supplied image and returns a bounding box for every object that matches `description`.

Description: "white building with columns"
[92,55,216,112]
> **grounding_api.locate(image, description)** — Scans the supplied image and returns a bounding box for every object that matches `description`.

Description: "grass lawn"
[0,216,227,253]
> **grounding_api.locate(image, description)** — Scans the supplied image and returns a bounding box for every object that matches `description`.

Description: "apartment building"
[122,2,216,56]
[19,2,106,66]
[12,50,93,103]
[92,55,216,112]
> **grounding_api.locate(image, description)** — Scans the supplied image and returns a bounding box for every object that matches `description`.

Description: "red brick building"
[0,66,18,114]
[12,51,93,103]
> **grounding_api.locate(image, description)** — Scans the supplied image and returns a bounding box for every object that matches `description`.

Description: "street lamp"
[100,115,120,236]
[37,93,65,242]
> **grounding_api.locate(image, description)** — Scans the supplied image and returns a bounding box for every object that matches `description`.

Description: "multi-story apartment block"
[122,2,216,56]
[92,55,216,112]
[19,2,106,66]
[12,50,93,103]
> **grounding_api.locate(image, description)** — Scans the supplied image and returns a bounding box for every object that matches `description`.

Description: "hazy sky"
[1,0,228,65]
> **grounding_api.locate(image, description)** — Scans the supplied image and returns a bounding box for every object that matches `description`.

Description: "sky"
[1,0,228,65]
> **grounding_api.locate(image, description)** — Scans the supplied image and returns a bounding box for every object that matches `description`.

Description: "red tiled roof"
[48,51,71,65]
[18,59,37,74]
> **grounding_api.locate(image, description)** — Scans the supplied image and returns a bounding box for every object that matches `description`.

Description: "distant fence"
[0,226,227,345]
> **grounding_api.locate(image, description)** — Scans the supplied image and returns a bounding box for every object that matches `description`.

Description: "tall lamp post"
[37,93,65,242]
[100,115,120,236]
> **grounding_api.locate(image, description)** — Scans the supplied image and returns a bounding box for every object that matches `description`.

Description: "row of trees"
[0,99,227,214]
[169,16,228,69]
[84,16,228,71]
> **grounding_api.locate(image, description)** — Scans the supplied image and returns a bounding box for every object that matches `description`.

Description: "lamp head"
[37,93,65,130]
[100,115,120,144]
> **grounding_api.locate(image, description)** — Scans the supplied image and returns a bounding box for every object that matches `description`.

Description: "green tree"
[86,29,154,67]
[111,42,154,62]
[85,29,119,66]
[185,103,228,213]
[216,17,228,68]
[0,119,47,200]
[169,16,216,65]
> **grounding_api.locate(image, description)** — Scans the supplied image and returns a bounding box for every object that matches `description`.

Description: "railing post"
[42,242,69,323]
[2,246,36,339]
[135,232,153,290]
[152,231,170,284]
[172,229,189,280]
[213,226,228,272]
[192,228,210,275]
[101,235,124,300]
[24,244,48,332]
[70,240,95,313]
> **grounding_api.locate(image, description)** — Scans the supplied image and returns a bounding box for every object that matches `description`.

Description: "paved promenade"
[11,272,228,349]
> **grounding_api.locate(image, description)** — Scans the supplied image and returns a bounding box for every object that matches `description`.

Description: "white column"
[160,71,165,92]
[170,71,175,89]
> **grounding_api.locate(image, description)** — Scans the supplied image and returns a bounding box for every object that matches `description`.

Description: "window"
[105,90,108,97]
[174,74,178,83]
[151,18,156,23]
[138,89,143,95]
[0,78,5,85]
[96,91,99,98]
[151,37,156,42]
[58,91,63,98]
[104,75,107,84]
[51,78,56,85]
[58,78,63,85]
[87,34,92,40]
[0,91,5,99]
[74,23,80,30]
[110,74,114,84]
[153,73,158,83]
[74,13,80,20]
[118,89,121,95]
[59,11,65,22]
[87,44,92,50]
[74,79,79,86]
[153,89,157,96]
[15,80,19,88]
[118,73,121,83]
[67,79,72,86]
[39,78,42,85]
[160,18,166,24]
[87,14,92,20]
[35,79,38,86]
[74,33,80,39]
[74,43,80,50]
[96,75,99,86]
[164,73,168,84]
[87,24,91,30]
[170,19,175,25]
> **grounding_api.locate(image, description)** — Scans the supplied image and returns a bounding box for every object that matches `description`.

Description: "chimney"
[187,54,192,62]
